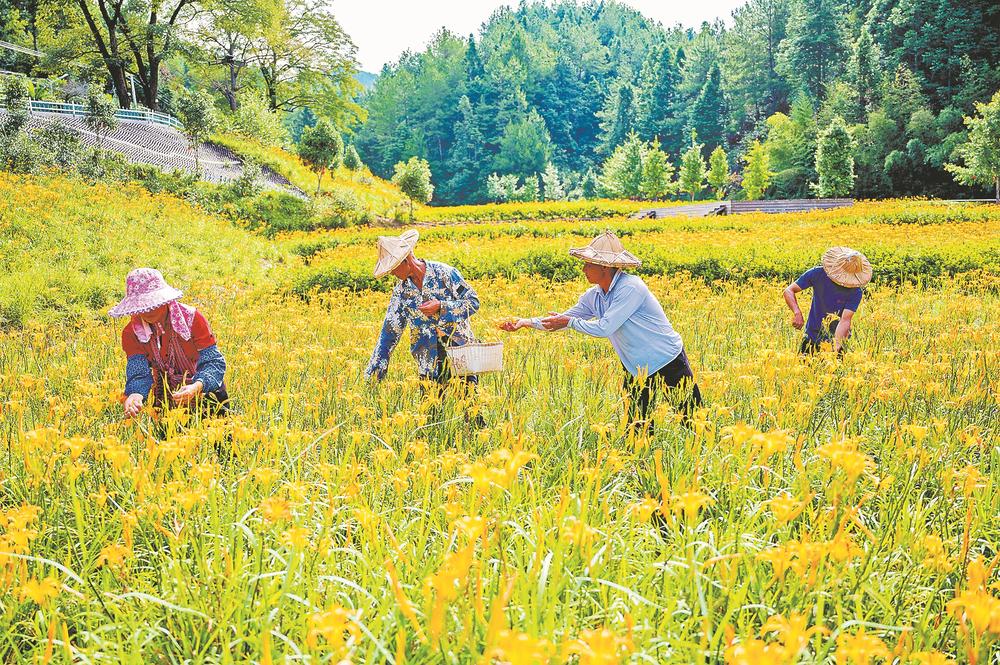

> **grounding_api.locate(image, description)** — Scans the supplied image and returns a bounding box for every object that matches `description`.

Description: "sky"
[334,0,745,73]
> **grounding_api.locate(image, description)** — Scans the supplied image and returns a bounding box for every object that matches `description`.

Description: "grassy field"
[0,175,998,663]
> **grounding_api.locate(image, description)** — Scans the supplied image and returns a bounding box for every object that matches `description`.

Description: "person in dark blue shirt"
[783,247,872,354]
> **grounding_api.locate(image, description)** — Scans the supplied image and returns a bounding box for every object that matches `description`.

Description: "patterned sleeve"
[365,289,407,380]
[193,344,226,392]
[124,354,153,397]
[438,267,480,324]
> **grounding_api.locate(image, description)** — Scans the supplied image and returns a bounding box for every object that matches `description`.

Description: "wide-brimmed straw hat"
[373,230,420,278]
[108,268,183,318]
[568,231,641,269]
[822,246,872,288]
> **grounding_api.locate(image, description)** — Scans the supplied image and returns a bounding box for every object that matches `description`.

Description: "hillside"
[0,173,279,327]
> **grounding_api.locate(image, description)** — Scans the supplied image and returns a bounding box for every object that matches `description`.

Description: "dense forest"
[1,0,998,205]
[355,0,1000,204]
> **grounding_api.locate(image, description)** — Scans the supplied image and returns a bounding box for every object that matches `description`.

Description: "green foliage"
[495,109,552,177]
[777,0,845,100]
[540,162,565,201]
[639,139,674,200]
[707,146,730,199]
[298,119,344,195]
[228,90,289,147]
[343,144,362,171]
[392,156,434,218]
[599,132,645,199]
[946,90,1000,201]
[0,75,29,138]
[679,132,708,201]
[742,140,772,200]
[814,116,855,197]
[175,89,219,174]
[84,85,119,152]
[688,64,727,154]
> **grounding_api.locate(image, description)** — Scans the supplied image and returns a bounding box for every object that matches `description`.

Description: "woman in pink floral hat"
[108,268,228,418]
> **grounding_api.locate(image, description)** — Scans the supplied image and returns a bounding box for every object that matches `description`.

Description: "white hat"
[373,230,419,278]
[822,247,872,287]
[568,231,641,268]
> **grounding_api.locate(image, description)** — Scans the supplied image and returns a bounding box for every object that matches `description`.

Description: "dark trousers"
[800,319,844,356]
[624,349,702,427]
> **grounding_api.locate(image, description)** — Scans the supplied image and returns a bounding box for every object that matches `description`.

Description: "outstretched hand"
[498,318,528,332]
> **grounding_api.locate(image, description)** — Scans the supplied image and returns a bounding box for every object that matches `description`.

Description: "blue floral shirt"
[366,260,480,379]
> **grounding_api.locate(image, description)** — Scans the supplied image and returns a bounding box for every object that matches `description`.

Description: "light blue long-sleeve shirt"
[530,271,683,376]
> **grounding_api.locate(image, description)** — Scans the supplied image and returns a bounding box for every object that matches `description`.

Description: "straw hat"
[821,247,872,288]
[108,268,183,318]
[568,231,641,269]
[373,230,419,278]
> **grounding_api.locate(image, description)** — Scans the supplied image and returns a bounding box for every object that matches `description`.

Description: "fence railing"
[25,99,183,130]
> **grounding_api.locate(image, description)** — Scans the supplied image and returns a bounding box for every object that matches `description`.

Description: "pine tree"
[597,81,636,156]
[679,131,708,201]
[814,116,854,197]
[599,131,645,198]
[541,162,565,201]
[640,138,674,200]
[848,25,882,113]
[581,169,599,200]
[520,174,540,202]
[707,145,730,199]
[442,96,486,203]
[688,64,728,155]
[777,0,846,101]
[636,43,684,156]
[742,140,772,200]
[495,108,552,177]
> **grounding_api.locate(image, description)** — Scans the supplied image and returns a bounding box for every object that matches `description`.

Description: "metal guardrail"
[25,99,183,129]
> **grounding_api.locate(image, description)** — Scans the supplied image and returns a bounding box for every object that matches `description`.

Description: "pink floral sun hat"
[108,268,183,318]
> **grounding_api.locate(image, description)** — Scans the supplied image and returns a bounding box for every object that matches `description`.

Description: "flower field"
[1,176,999,663]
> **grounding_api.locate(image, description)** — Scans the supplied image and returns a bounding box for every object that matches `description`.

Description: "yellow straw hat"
[373,230,419,278]
[821,246,872,287]
[568,231,641,269]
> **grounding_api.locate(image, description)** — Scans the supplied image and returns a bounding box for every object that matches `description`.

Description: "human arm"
[833,309,855,353]
[783,283,805,330]
[123,354,153,417]
[365,292,407,380]
[499,317,545,332]
[436,268,480,324]
[556,285,644,338]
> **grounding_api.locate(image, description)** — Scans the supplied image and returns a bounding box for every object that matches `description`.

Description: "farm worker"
[109,268,229,419]
[366,230,482,384]
[783,246,872,354]
[501,231,701,428]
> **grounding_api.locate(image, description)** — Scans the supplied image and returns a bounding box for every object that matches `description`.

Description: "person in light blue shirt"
[501,231,701,428]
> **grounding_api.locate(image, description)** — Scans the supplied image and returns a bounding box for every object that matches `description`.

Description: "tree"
[442,95,486,203]
[946,90,1000,201]
[777,0,845,101]
[343,145,363,171]
[190,0,279,111]
[254,0,364,127]
[848,25,882,113]
[298,119,344,195]
[742,140,772,200]
[722,0,790,125]
[541,162,565,201]
[72,0,198,109]
[486,172,520,202]
[597,81,636,156]
[707,146,730,199]
[679,132,708,201]
[814,116,854,197]
[640,138,674,200]
[392,156,434,219]
[175,89,218,174]
[495,108,552,178]
[688,64,728,155]
[581,169,598,200]
[0,75,30,138]
[599,131,645,198]
[636,43,684,157]
[84,85,119,154]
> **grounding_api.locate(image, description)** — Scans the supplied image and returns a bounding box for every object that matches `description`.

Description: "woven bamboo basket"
[445,341,504,376]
